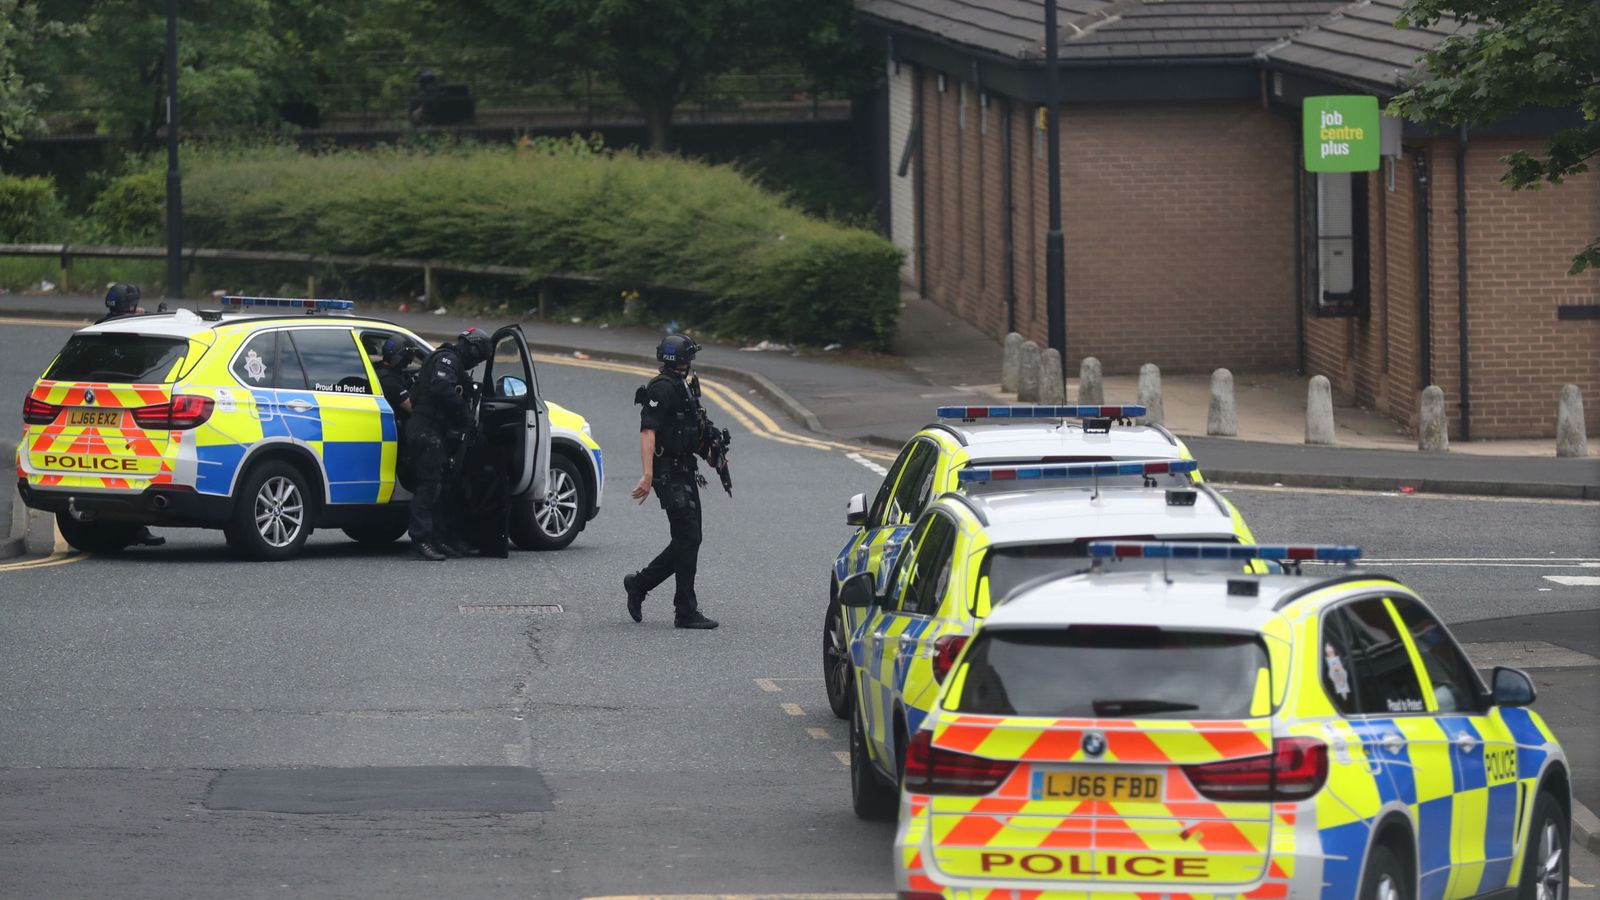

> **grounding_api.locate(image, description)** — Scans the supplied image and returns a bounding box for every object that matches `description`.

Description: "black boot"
[132,526,165,547]
[411,542,447,561]
[674,610,719,630]
[624,574,646,623]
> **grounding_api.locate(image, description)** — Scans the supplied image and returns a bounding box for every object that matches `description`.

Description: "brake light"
[902,729,1016,796]
[131,395,214,430]
[23,395,60,425]
[1182,737,1327,802]
[932,634,968,684]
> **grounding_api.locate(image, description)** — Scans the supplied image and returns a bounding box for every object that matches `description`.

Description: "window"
[1320,607,1361,715]
[1305,171,1369,317]
[1390,597,1485,713]
[888,441,938,524]
[274,332,308,390]
[953,627,1270,719]
[898,514,956,615]
[232,332,291,388]
[1333,599,1426,715]
[46,334,188,384]
[290,329,371,395]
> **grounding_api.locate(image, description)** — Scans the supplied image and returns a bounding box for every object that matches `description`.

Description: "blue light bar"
[957,458,1198,485]
[936,405,1147,420]
[220,296,355,311]
[1086,541,1362,563]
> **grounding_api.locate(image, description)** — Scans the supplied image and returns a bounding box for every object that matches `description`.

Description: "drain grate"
[459,603,564,615]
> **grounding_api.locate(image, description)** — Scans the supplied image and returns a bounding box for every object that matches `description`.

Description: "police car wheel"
[1520,792,1568,900]
[342,521,408,547]
[850,707,897,821]
[1359,844,1411,900]
[55,513,139,554]
[226,461,312,561]
[511,455,584,551]
[823,596,853,720]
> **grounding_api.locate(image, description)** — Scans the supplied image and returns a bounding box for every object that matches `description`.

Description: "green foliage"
[0,0,80,151]
[740,141,877,224]
[104,143,901,345]
[1391,0,1600,273]
[87,168,163,241]
[0,174,66,240]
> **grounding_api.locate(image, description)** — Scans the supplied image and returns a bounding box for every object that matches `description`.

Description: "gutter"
[1455,126,1471,441]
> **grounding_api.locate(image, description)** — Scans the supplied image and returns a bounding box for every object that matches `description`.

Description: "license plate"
[1032,770,1165,802]
[67,408,122,427]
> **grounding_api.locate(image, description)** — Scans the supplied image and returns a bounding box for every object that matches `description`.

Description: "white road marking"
[780,702,805,717]
[753,678,781,693]
[806,727,831,741]
[846,452,888,476]
[832,751,851,767]
[1359,558,1600,568]
[1543,575,1600,586]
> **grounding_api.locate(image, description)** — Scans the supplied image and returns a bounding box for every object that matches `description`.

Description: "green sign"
[1304,96,1380,172]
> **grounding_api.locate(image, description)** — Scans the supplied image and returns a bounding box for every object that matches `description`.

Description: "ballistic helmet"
[656,334,700,366]
[380,336,405,365]
[455,328,493,367]
[105,282,141,312]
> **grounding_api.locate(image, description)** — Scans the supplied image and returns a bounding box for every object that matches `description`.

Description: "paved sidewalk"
[3,291,1597,499]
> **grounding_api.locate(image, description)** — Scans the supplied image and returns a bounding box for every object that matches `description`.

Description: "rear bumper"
[18,480,232,528]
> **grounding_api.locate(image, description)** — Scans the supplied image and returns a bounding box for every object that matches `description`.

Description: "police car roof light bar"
[957,458,1198,486]
[1086,541,1362,563]
[936,404,1147,421]
[219,296,356,313]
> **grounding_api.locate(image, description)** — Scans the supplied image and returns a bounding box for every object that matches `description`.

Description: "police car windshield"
[46,334,189,384]
[953,627,1269,720]
[984,537,1238,601]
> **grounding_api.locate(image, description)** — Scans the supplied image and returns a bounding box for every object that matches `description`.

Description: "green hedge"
[87,169,164,242]
[97,144,902,347]
[0,175,67,242]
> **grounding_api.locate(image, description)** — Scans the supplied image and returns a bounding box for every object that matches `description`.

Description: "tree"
[1391,0,1600,274]
[0,0,78,152]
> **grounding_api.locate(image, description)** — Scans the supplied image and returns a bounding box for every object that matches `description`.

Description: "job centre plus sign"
[1304,95,1380,173]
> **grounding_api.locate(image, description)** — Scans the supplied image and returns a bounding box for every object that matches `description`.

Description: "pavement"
[3,288,1596,502]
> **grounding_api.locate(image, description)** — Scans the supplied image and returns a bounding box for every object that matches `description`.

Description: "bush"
[87,169,164,242]
[0,175,68,242]
[98,143,902,346]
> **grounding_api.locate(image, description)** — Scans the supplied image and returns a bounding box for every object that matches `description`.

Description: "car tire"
[55,513,139,554]
[850,706,898,821]
[225,461,313,561]
[823,594,853,720]
[1518,792,1569,900]
[1359,844,1412,900]
[342,520,408,547]
[510,455,585,551]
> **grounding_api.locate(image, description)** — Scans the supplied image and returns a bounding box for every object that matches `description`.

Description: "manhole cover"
[459,603,564,615]
[206,766,553,813]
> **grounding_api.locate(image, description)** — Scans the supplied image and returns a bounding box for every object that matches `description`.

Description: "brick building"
[859,0,1599,439]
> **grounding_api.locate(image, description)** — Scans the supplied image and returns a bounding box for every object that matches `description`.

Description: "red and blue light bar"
[1087,541,1362,563]
[221,296,355,311]
[936,405,1146,420]
[957,458,1197,485]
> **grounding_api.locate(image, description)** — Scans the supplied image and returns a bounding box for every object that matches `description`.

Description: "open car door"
[483,325,549,500]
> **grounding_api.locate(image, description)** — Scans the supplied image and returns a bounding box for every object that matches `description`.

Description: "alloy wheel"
[1375,874,1400,900]
[535,467,578,538]
[1536,819,1565,900]
[826,607,851,706]
[254,475,305,548]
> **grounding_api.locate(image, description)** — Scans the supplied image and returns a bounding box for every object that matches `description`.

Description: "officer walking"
[407,328,492,561]
[623,334,720,630]
[97,282,164,547]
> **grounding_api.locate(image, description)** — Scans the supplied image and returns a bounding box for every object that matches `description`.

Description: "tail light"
[131,395,214,430]
[23,395,60,425]
[1182,737,1327,802]
[931,634,968,684]
[902,729,1016,796]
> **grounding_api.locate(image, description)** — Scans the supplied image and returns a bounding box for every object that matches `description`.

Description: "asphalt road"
[1,318,1598,898]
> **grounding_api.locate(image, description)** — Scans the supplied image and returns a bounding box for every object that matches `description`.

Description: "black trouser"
[406,418,456,546]
[636,464,701,617]
[459,438,510,556]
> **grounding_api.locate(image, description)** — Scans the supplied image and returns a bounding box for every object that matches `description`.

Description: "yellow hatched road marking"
[832,750,851,767]
[806,727,831,740]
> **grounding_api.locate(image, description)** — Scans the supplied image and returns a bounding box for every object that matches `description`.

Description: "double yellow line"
[0,522,82,573]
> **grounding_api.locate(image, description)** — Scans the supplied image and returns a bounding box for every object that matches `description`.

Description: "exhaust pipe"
[151,494,172,511]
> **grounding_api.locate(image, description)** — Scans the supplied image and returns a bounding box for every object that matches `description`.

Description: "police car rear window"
[983,537,1238,604]
[953,627,1270,719]
[45,334,188,384]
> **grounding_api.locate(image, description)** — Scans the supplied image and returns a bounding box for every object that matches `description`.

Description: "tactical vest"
[638,373,703,458]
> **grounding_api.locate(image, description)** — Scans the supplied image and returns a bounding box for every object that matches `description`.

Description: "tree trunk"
[643,99,674,153]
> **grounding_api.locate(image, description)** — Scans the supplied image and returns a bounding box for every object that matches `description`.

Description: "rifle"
[699,425,733,497]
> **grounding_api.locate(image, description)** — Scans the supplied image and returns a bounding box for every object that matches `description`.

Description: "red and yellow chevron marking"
[23,380,176,487]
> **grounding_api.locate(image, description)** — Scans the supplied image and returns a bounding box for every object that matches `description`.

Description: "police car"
[826,405,1253,720]
[894,541,1572,900]
[17,297,604,559]
[836,460,1263,821]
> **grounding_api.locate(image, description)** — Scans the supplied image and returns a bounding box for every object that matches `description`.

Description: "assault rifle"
[699,425,733,497]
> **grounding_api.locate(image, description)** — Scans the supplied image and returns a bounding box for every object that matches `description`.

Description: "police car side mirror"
[1490,666,1536,707]
[496,375,527,398]
[838,572,876,609]
[846,493,867,527]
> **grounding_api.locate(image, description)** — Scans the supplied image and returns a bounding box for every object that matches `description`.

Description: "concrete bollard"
[1077,357,1104,405]
[1305,375,1336,445]
[1040,349,1065,404]
[1207,368,1237,436]
[1001,332,1023,394]
[1017,340,1042,403]
[1418,385,1449,452]
[1137,363,1164,426]
[1557,384,1588,458]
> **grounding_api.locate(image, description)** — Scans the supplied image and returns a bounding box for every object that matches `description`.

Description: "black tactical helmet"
[380,336,405,365]
[105,282,141,312]
[656,334,700,366]
[455,328,493,367]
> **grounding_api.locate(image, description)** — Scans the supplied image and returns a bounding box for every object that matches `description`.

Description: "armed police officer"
[95,282,165,547]
[623,335,724,630]
[407,328,492,561]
